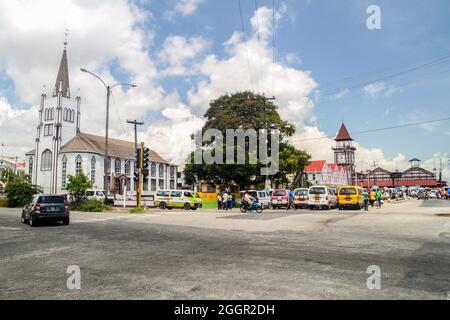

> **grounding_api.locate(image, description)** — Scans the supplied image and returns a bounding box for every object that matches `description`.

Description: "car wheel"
[183,203,191,210]
[159,202,167,210]
[21,211,28,224]
[29,215,37,227]
[62,218,70,225]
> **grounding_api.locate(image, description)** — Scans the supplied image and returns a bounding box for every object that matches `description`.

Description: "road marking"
[0,226,21,231]
[0,246,72,263]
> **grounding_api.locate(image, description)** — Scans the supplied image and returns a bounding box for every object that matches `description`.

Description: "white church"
[25,43,177,196]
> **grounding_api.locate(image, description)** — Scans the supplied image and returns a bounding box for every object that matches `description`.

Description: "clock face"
[337,154,346,163]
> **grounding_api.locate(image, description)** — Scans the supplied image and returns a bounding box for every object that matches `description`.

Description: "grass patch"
[200,199,218,209]
[200,199,240,209]
[129,207,146,214]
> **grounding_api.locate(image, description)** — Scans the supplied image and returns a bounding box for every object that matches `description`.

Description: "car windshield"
[96,191,104,196]
[38,196,65,204]
[295,190,308,196]
[184,192,193,197]
[309,187,326,195]
[273,190,286,196]
[86,191,95,196]
[339,188,357,195]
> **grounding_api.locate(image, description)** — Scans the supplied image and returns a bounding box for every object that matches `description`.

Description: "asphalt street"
[0,199,449,299]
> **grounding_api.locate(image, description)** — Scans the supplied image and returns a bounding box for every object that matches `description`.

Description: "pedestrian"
[376,189,382,208]
[227,193,233,210]
[217,193,222,210]
[223,192,229,210]
[362,189,370,211]
[370,189,376,207]
[287,189,295,211]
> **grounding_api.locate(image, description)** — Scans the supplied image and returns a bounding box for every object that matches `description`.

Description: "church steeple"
[53,35,70,98]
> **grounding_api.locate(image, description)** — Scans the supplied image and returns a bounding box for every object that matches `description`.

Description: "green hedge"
[77,199,112,212]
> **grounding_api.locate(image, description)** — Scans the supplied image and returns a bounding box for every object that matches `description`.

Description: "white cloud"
[167,0,203,18]
[0,0,167,158]
[362,82,400,97]
[142,104,204,164]
[188,5,317,129]
[158,35,210,77]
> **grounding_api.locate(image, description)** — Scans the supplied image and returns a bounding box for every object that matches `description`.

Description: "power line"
[319,52,450,90]
[254,0,264,93]
[320,54,450,98]
[295,116,450,142]
[317,66,450,105]
[272,0,275,96]
[238,0,255,92]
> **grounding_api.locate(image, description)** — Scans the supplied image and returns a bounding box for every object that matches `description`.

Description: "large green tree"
[183,91,310,189]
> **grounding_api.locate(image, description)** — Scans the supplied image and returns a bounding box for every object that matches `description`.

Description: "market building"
[361,158,445,188]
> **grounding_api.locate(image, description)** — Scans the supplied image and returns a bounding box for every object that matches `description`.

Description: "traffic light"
[142,147,150,180]
[135,147,142,169]
[134,148,141,183]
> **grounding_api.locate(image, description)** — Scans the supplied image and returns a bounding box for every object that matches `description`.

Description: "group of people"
[217,192,235,210]
[360,188,383,211]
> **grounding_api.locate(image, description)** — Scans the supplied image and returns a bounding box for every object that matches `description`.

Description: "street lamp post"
[80,68,136,196]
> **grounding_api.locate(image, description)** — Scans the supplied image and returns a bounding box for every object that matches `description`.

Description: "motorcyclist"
[243,192,253,209]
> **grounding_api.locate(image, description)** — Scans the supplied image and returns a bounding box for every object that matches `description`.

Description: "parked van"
[154,190,203,210]
[239,190,271,209]
[307,186,337,210]
[293,188,309,209]
[271,189,290,209]
[337,186,364,210]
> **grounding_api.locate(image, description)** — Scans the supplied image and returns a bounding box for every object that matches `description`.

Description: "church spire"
[53,30,70,98]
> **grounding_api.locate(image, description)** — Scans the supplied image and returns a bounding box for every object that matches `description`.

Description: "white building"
[25,43,177,196]
[304,160,349,187]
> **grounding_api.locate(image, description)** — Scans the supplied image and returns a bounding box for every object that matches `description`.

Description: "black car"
[22,194,70,227]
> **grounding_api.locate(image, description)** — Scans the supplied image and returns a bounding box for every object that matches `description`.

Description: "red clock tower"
[332,123,356,185]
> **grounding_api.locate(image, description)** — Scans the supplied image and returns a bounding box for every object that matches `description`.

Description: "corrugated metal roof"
[26,132,169,164]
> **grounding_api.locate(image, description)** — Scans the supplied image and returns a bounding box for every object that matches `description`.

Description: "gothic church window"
[75,155,82,176]
[41,149,52,171]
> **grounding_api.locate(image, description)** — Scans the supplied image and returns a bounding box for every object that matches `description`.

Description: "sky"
[0,0,449,180]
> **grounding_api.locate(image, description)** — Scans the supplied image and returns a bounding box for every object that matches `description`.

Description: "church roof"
[304,160,326,173]
[335,123,353,141]
[53,47,70,98]
[26,132,169,164]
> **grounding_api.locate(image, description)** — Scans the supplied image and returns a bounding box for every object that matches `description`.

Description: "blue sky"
[132,0,450,161]
[0,0,449,175]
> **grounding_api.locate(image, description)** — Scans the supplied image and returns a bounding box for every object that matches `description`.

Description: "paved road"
[0,200,449,299]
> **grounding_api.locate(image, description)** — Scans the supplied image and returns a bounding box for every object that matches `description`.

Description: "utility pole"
[126,120,144,153]
[127,120,144,208]
[248,93,276,189]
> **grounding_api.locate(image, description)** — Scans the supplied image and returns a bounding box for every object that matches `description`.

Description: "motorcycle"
[240,200,264,214]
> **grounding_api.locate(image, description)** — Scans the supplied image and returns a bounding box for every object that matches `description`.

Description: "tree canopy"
[184,91,310,189]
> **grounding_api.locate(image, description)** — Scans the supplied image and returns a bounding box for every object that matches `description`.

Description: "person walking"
[227,193,233,210]
[376,189,382,208]
[287,189,295,211]
[370,189,376,207]
[222,192,229,211]
[362,189,370,211]
[217,193,222,210]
